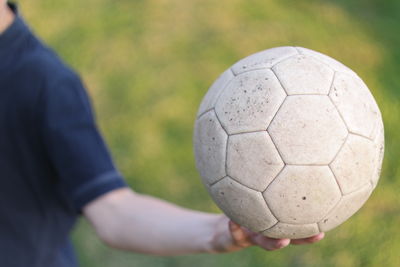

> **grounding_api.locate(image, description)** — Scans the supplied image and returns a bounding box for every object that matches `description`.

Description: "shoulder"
[25,44,81,87]
[13,40,91,121]
[18,42,89,112]
[12,34,82,94]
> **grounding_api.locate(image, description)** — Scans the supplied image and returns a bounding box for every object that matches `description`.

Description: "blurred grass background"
[19,0,399,266]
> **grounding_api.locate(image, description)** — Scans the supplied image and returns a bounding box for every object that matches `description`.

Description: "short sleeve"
[39,70,127,212]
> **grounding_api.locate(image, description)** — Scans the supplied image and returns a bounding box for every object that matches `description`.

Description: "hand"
[210,215,325,253]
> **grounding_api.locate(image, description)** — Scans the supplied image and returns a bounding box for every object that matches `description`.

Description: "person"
[0,1,324,266]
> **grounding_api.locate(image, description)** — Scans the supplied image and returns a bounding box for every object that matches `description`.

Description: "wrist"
[205,214,233,253]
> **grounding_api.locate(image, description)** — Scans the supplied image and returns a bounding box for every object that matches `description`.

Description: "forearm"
[84,188,228,255]
[84,188,324,255]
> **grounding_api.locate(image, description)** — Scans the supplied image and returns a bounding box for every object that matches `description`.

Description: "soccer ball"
[194,46,384,239]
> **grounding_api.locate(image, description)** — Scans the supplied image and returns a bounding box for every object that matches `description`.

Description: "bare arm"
[83,188,324,256]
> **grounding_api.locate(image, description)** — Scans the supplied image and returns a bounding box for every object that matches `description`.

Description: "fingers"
[229,221,253,248]
[251,235,291,251]
[252,232,324,251]
[290,232,325,245]
[228,220,324,252]
[230,221,290,251]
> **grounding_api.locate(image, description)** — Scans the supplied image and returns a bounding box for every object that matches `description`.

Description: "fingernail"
[316,232,325,241]
[277,239,290,248]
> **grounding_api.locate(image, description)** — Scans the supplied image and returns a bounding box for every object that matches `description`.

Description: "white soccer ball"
[194,46,384,239]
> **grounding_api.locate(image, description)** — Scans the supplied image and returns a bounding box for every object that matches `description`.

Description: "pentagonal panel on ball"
[330,134,377,195]
[319,183,372,232]
[227,131,284,191]
[272,54,334,95]
[211,177,277,232]
[197,69,234,117]
[268,95,348,165]
[194,111,227,185]
[231,46,298,75]
[263,166,341,224]
[330,72,381,140]
[215,69,286,135]
[262,222,319,239]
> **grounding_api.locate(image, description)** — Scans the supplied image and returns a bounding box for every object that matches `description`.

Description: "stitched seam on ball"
[277,92,329,96]
[197,108,214,120]
[328,164,344,196]
[328,71,337,96]
[213,108,228,136]
[211,109,229,182]
[260,167,286,223]
[348,131,374,142]
[270,67,289,96]
[232,66,272,75]
[327,85,351,133]
[317,193,343,227]
[261,164,285,193]
[262,222,320,233]
[209,176,228,187]
[259,221,279,233]
[197,68,236,119]
[342,181,372,197]
[197,108,215,121]
[266,124,287,167]
[233,50,298,76]
[269,49,299,70]
[259,192,280,224]
[227,175,262,193]
[229,129,268,136]
[213,68,236,108]
[326,69,336,96]
[286,163,329,166]
[329,132,349,166]
[224,135,229,181]
[318,181,372,230]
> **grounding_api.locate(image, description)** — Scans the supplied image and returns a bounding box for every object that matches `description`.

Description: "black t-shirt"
[0,6,127,267]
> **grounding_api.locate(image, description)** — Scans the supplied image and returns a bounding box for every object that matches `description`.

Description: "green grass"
[20,0,400,266]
